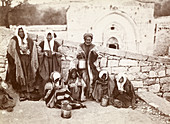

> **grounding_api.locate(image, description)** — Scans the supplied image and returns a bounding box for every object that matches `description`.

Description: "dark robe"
[92,77,115,102]
[77,43,99,98]
[111,79,136,108]
[5,36,39,99]
[37,41,62,97]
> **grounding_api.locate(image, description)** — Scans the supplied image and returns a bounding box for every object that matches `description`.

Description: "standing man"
[5,26,39,101]
[76,33,99,100]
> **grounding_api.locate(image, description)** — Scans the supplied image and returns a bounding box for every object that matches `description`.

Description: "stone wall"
[0,39,170,101]
[60,41,170,101]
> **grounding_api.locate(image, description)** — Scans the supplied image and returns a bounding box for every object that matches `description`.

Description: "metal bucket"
[61,100,72,119]
[100,96,109,107]
[78,59,86,69]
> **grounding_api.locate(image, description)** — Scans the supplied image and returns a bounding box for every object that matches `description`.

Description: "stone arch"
[90,10,139,52]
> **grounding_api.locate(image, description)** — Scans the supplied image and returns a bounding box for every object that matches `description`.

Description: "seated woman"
[111,73,136,109]
[44,71,86,109]
[92,70,115,103]
[0,77,18,112]
[66,68,86,102]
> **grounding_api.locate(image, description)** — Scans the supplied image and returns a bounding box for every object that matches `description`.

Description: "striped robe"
[44,82,85,109]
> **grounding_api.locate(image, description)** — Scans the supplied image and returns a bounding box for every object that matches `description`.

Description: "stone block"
[141,66,151,72]
[125,52,148,61]
[126,73,136,80]
[0,68,5,73]
[157,70,166,77]
[163,92,170,102]
[101,67,112,74]
[100,57,107,67]
[111,67,128,74]
[108,56,120,60]
[108,60,119,67]
[137,92,170,116]
[144,79,156,86]
[161,83,170,92]
[138,88,148,93]
[148,84,160,93]
[128,67,140,73]
[61,60,70,69]
[131,80,143,88]
[160,77,170,84]
[166,68,170,76]
[138,61,152,66]
[139,72,149,80]
[149,71,157,78]
[119,59,138,67]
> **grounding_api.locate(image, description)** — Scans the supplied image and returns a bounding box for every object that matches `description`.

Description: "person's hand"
[26,50,30,55]
[44,52,48,56]
[52,52,56,55]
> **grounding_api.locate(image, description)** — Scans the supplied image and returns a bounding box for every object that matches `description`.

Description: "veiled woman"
[5,26,39,101]
[37,30,62,97]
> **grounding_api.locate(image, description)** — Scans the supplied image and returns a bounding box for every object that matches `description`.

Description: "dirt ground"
[0,99,169,124]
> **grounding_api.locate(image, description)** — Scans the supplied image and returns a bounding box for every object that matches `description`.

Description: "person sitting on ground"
[0,77,18,112]
[65,68,86,102]
[44,71,86,109]
[92,70,115,103]
[111,73,136,109]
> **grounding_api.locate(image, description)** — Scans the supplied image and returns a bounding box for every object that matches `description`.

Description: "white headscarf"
[44,30,55,52]
[15,25,28,46]
[116,73,127,91]
[99,70,109,80]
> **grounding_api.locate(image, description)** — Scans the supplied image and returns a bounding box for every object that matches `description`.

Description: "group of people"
[0,25,137,112]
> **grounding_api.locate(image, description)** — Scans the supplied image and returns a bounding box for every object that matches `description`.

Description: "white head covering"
[99,70,109,80]
[44,30,55,52]
[15,25,28,46]
[116,73,127,91]
[50,71,61,81]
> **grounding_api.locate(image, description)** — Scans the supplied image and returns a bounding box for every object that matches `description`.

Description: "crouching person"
[111,73,136,109]
[44,71,86,109]
[92,70,115,103]
[66,68,86,102]
[0,77,18,112]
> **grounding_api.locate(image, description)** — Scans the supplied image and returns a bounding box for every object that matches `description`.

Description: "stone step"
[137,91,170,116]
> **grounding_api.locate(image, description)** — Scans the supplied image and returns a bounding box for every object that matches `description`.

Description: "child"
[0,77,17,112]
[44,71,86,109]
[92,70,115,102]
[66,68,86,101]
[111,73,136,109]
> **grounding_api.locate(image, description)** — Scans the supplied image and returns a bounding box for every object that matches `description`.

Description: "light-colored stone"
[163,92,170,102]
[111,67,128,74]
[138,88,148,93]
[149,71,157,78]
[157,70,166,77]
[148,84,160,93]
[100,57,107,67]
[128,67,140,73]
[141,66,152,72]
[125,52,148,61]
[166,68,170,75]
[101,67,112,74]
[61,60,70,69]
[108,56,120,60]
[144,79,156,86]
[139,73,149,80]
[138,61,152,66]
[160,77,170,84]
[137,92,170,116]
[108,60,119,67]
[0,68,5,73]
[161,83,170,92]
[131,80,143,88]
[119,59,138,67]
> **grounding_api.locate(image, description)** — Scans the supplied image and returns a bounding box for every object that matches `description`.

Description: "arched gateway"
[90,10,139,52]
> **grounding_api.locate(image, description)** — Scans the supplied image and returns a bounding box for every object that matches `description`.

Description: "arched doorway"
[91,10,139,52]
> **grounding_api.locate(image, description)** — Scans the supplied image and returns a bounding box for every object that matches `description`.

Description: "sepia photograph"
[0,0,170,123]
